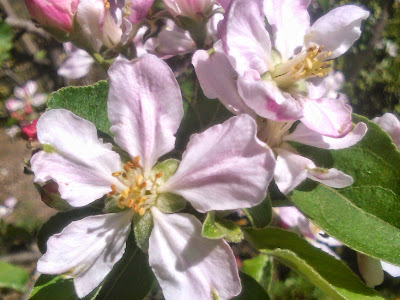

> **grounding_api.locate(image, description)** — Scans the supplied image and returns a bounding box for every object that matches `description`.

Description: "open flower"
[5,81,47,113]
[193,48,367,194]
[220,0,369,137]
[31,54,275,298]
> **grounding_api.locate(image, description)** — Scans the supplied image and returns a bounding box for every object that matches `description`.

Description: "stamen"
[112,171,121,177]
[103,0,110,10]
[121,188,130,198]
[155,172,163,178]
[132,156,141,167]
[138,207,146,216]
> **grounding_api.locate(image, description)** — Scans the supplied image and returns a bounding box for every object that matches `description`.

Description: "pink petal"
[357,253,384,288]
[58,49,94,79]
[221,0,271,75]
[264,0,311,61]
[237,70,304,121]
[304,5,369,59]
[31,109,122,207]
[5,98,24,112]
[15,80,37,100]
[149,208,241,299]
[37,212,132,298]
[128,0,154,24]
[372,113,400,149]
[381,261,400,277]
[108,55,183,176]
[160,114,275,212]
[192,49,254,116]
[307,167,353,188]
[301,97,352,138]
[284,122,367,149]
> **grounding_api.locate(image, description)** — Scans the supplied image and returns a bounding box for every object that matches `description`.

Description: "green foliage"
[202,212,244,243]
[245,227,382,300]
[241,255,273,292]
[0,261,29,292]
[47,81,111,135]
[290,114,400,265]
[0,20,12,66]
[233,272,270,300]
[242,196,272,228]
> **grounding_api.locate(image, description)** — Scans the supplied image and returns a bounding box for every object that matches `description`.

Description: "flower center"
[107,156,163,216]
[257,119,293,149]
[271,46,333,89]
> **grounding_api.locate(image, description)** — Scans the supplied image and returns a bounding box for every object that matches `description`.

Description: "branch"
[5,16,51,40]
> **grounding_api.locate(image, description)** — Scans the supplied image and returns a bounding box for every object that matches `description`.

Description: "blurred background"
[0,0,399,299]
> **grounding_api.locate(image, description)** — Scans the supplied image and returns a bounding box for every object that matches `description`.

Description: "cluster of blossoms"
[24,0,392,298]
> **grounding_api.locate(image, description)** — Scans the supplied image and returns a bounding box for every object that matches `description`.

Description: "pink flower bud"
[25,0,79,32]
[162,0,214,18]
[21,119,38,141]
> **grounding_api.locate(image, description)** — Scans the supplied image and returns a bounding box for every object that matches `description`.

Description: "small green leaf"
[133,210,153,252]
[0,20,12,65]
[233,272,270,300]
[243,196,272,228]
[156,193,186,213]
[47,81,111,135]
[202,212,243,243]
[245,227,383,300]
[151,158,179,183]
[241,254,273,291]
[29,275,99,300]
[290,114,400,265]
[0,261,29,292]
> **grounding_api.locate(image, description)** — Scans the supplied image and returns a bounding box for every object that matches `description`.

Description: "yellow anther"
[112,171,121,177]
[125,198,134,207]
[126,161,135,169]
[135,174,144,185]
[121,188,130,198]
[305,58,313,70]
[324,51,332,58]
[103,0,110,9]
[117,197,125,209]
[137,196,147,204]
[132,156,141,167]
[138,207,146,216]
[122,173,128,179]
[133,203,139,213]
[155,171,163,179]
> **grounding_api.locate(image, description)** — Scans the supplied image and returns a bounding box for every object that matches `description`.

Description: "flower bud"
[21,119,38,141]
[25,0,79,33]
[162,0,214,18]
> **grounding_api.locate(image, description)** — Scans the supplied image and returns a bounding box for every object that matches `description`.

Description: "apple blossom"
[25,0,78,33]
[219,0,369,137]
[58,43,95,79]
[0,196,18,218]
[5,81,47,113]
[193,49,367,194]
[76,0,153,50]
[31,54,275,298]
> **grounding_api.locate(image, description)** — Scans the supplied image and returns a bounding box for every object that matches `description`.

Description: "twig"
[6,16,51,40]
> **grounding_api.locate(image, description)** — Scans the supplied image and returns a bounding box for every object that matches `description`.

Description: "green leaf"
[29,275,99,300]
[47,81,111,135]
[156,193,186,213]
[245,227,382,300]
[290,114,400,265]
[97,234,155,300]
[243,196,272,228]
[241,255,273,291]
[202,212,243,243]
[233,272,270,300]
[0,261,29,292]
[0,20,12,65]
[151,159,179,183]
[133,210,153,252]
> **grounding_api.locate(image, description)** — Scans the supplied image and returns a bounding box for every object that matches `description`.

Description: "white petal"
[221,0,271,75]
[307,167,353,188]
[372,113,400,149]
[264,0,311,61]
[15,80,37,99]
[381,261,400,277]
[38,212,132,298]
[284,122,367,149]
[274,149,311,194]
[31,94,47,107]
[5,98,24,112]
[192,49,255,116]
[31,109,122,207]
[58,49,94,79]
[161,115,275,213]
[357,253,384,288]
[149,208,241,300]
[108,55,183,176]
[304,5,369,59]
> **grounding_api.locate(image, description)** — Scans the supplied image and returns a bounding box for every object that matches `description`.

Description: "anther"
[125,198,134,207]
[132,156,141,167]
[139,182,147,189]
[121,188,130,198]
[135,174,143,185]
[111,184,117,194]
[138,207,146,216]
[112,171,121,177]
[117,197,125,209]
[123,164,130,173]
[155,172,163,178]
[137,196,147,204]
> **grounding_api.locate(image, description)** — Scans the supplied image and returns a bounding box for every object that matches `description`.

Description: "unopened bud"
[25,0,78,33]
[21,119,38,141]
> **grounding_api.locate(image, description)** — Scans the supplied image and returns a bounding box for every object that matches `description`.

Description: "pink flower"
[25,0,78,32]
[219,0,369,137]
[193,49,367,194]
[21,119,38,141]
[31,54,275,298]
